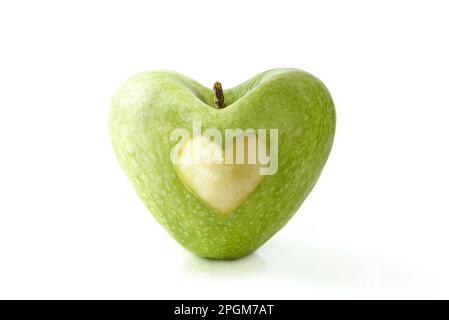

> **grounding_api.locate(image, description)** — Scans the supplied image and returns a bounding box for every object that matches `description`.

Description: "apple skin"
[109,68,335,259]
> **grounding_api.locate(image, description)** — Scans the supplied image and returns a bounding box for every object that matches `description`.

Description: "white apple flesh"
[174,135,265,214]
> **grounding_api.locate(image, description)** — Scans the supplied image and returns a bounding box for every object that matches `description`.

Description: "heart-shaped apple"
[109,68,335,259]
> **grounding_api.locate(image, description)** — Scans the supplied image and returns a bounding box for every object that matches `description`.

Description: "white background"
[0,0,448,299]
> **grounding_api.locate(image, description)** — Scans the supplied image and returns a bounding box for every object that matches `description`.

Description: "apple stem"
[213,81,225,109]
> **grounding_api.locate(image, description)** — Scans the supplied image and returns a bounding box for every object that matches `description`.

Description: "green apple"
[109,68,336,259]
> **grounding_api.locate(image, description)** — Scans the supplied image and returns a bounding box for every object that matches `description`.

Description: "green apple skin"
[109,68,335,259]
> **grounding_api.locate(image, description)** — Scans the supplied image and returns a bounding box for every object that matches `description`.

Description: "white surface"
[0,0,448,299]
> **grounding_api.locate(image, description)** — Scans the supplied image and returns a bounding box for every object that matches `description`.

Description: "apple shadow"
[183,238,432,293]
[257,239,432,292]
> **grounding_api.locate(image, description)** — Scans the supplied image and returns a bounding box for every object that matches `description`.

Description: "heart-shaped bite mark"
[173,135,267,214]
